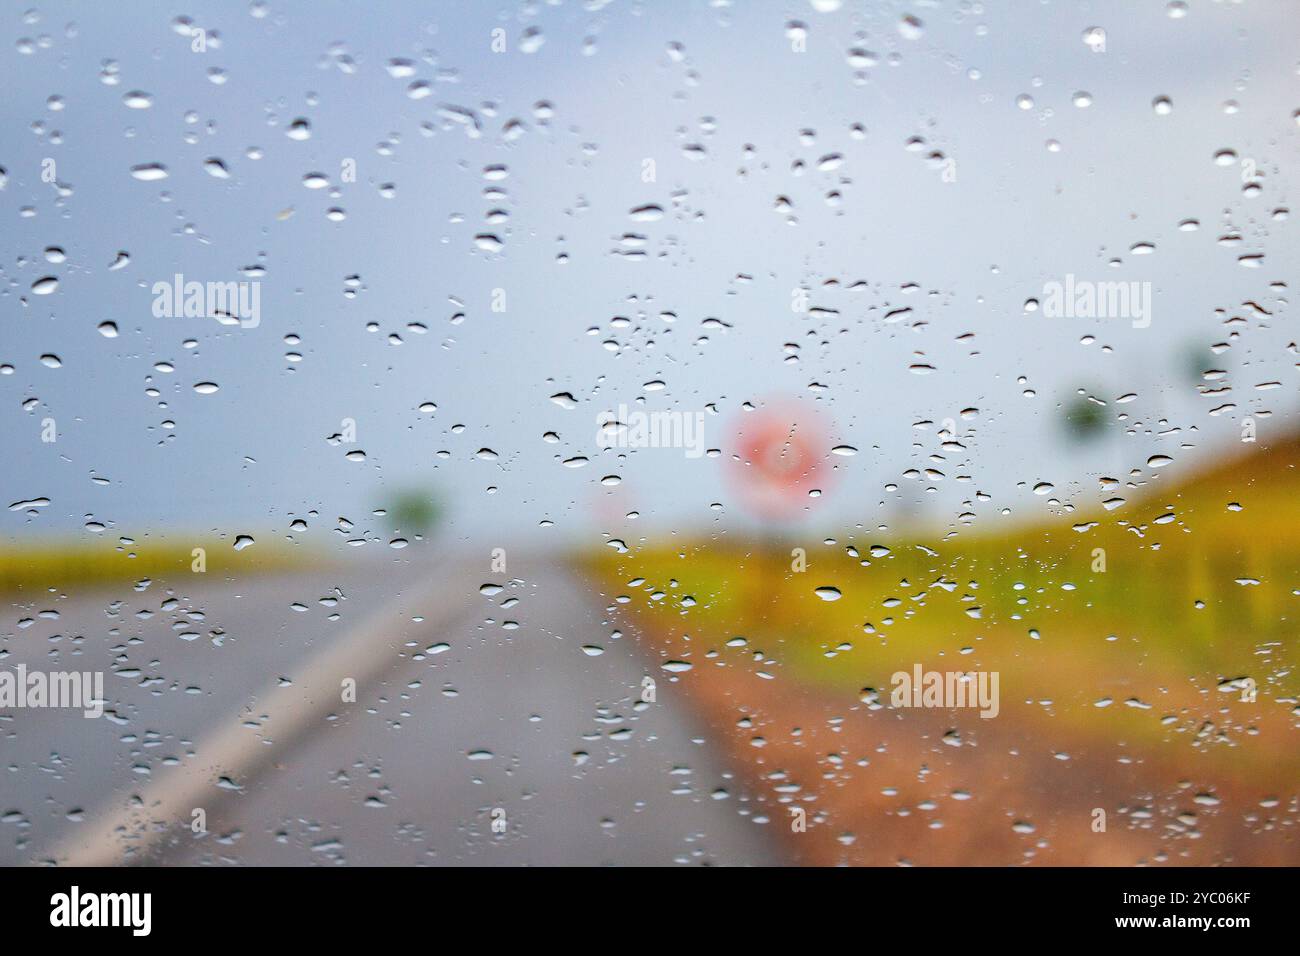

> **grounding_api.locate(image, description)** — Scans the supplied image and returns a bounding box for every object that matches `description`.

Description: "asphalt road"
[2,555,777,866]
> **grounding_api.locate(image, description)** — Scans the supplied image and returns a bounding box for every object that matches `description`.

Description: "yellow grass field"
[0,535,319,595]
[582,435,1300,865]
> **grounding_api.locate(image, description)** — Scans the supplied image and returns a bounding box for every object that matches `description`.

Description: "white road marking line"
[43,565,478,866]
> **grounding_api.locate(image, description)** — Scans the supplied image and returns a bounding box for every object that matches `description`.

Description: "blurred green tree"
[382,489,442,539]
[1061,393,1107,442]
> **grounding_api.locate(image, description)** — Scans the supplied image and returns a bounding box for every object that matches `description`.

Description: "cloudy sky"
[2,0,1296,551]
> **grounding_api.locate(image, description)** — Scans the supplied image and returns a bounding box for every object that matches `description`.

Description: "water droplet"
[898,14,924,39]
[130,163,168,181]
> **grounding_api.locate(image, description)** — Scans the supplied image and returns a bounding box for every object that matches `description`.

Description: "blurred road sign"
[727,399,831,520]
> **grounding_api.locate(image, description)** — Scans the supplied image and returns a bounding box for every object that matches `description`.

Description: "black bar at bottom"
[9,865,1283,941]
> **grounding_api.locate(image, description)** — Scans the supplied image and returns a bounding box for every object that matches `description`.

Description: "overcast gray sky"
[2,0,1296,551]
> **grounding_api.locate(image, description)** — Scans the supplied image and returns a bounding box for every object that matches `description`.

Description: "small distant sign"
[727,400,831,520]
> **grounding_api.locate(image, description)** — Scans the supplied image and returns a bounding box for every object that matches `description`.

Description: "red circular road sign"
[727,399,833,520]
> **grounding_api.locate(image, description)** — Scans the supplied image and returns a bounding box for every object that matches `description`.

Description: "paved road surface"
[2,555,777,866]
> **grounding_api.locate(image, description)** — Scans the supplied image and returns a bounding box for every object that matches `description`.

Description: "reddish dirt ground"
[615,611,1300,867]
